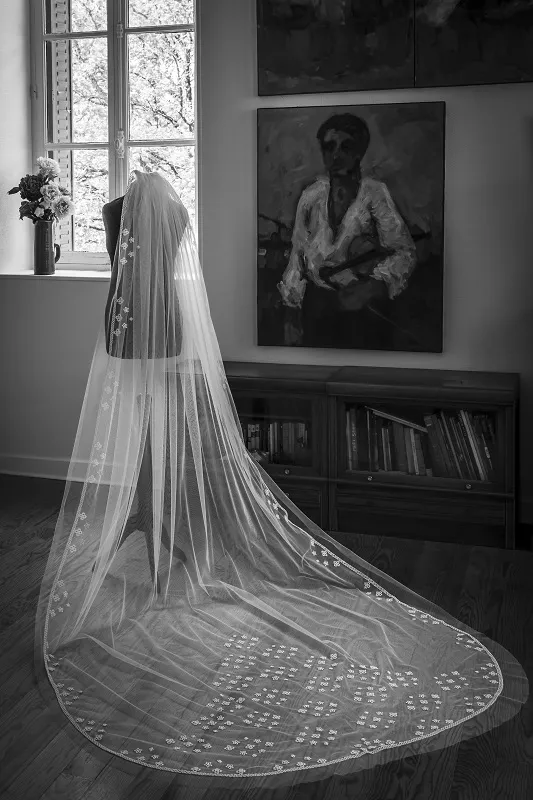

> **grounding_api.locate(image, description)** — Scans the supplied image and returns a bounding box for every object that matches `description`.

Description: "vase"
[34,219,61,275]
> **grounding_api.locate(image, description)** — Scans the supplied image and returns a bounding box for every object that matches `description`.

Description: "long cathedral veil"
[35,171,528,792]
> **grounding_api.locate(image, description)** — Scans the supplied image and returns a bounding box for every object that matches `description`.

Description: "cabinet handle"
[367,475,373,482]
[465,483,472,490]
[284,468,291,475]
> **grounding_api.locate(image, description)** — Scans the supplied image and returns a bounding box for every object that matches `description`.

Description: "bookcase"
[223,362,519,550]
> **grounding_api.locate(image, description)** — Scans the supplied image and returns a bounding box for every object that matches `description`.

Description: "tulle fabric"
[35,171,528,792]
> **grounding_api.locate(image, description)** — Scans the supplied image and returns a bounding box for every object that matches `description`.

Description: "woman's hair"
[316,113,371,159]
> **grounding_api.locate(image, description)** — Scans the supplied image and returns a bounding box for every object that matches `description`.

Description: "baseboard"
[0,453,117,485]
[0,453,72,483]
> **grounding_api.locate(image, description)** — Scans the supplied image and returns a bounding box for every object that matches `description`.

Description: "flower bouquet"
[8,157,75,274]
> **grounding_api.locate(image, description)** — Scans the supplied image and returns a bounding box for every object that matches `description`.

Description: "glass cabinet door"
[232,393,319,475]
[340,400,502,489]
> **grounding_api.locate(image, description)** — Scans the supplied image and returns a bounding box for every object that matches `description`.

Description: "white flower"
[42,182,61,201]
[51,196,74,219]
[34,206,45,218]
[36,157,60,178]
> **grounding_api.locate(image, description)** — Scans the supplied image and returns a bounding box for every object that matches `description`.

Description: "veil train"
[34,171,528,791]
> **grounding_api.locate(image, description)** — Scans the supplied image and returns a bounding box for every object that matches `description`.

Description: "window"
[29,0,196,269]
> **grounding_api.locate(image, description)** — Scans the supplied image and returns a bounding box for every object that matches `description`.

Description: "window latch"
[114,129,125,159]
[116,22,124,38]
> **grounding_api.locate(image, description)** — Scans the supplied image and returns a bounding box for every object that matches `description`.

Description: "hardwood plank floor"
[0,474,532,800]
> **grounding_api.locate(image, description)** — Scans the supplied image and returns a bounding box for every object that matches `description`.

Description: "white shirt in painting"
[278,175,417,308]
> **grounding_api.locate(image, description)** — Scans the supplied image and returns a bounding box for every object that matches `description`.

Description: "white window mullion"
[121,0,130,190]
[29,1,46,175]
[107,0,118,200]
[108,0,128,200]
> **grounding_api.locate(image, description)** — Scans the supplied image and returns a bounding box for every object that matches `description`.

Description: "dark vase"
[34,219,61,275]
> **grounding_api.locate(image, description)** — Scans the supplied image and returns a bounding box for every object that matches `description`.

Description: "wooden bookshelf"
[224,362,519,549]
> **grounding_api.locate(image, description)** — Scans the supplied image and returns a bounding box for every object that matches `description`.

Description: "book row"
[346,406,496,481]
[241,420,311,464]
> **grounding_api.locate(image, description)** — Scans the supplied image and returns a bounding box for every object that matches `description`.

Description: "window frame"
[29,0,197,270]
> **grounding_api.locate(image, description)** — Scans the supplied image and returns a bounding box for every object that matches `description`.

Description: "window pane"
[45,0,107,34]
[48,149,108,252]
[128,0,194,27]
[128,32,195,141]
[46,38,108,144]
[128,146,196,230]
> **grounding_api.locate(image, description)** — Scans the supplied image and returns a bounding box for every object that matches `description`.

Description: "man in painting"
[277,113,417,349]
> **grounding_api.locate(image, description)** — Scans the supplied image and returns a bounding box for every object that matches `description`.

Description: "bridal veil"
[35,171,528,791]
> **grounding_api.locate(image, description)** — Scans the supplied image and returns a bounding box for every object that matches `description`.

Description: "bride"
[35,170,528,791]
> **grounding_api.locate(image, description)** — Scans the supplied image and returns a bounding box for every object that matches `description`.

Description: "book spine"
[366,406,427,433]
[433,414,454,477]
[404,427,415,474]
[366,409,376,471]
[294,422,303,464]
[454,412,478,479]
[383,422,392,471]
[409,428,420,475]
[288,423,295,458]
[370,413,380,472]
[392,422,408,473]
[350,407,358,470]
[485,414,496,446]
[282,423,290,458]
[420,433,433,477]
[460,410,486,480]
[358,407,370,471]
[448,414,469,479]
[414,431,426,476]
[438,411,461,478]
[346,410,353,471]
[473,414,494,478]
[376,416,385,471]
[424,414,448,477]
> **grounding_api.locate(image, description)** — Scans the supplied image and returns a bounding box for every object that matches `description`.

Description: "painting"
[257,0,414,95]
[257,102,445,353]
[257,1,533,95]
[415,0,533,87]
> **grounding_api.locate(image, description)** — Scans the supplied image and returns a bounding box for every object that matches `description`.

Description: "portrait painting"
[257,102,445,353]
[257,1,533,95]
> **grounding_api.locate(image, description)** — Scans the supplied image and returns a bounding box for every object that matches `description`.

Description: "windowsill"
[0,270,111,280]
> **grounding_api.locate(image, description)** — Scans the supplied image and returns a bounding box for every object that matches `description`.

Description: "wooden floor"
[0,473,532,800]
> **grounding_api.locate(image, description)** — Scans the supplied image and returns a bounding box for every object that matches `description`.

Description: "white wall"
[0,0,532,521]
[0,0,32,271]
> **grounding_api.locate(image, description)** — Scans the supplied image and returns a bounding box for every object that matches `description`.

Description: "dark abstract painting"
[257,102,445,353]
[257,1,533,95]
[257,0,414,94]
[415,0,533,87]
